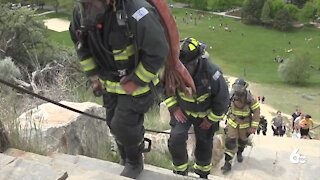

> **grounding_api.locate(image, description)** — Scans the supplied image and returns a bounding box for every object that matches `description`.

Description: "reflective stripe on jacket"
[227,92,260,128]
[163,59,229,123]
[69,0,169,95]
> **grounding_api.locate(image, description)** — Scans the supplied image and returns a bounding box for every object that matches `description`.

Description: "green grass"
[47,30,74,47]
[144,151,172,169]
[144,104,170,131]
[251,82,320,124]
[45,12,72,20]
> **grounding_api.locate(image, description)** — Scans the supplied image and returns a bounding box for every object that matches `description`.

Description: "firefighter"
[221,78,260,174]
[257,115,267,136]
[164,37,229,179]
[69,0,169,178]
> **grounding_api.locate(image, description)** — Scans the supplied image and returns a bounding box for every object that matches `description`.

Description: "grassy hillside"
[173,8,320,84]
[172,8,320,121]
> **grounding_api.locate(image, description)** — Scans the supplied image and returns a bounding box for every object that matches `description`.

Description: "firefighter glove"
[120,76,139,95]
[199,117,212,130]
[248,127,256,134]
[173,107,187,123]
[89,75,103,96]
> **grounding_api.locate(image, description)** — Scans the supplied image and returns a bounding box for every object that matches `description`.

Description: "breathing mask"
[77,0,109,28]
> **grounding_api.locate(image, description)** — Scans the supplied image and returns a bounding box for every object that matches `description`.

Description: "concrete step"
[5,148,52,164]
[0,153,16,168]
[4,149,223,179]
[4,149,130,179]
[212,135,320,180]
[49,153,201,180]
[252,135,320,155]
[5,134,319,180]
[0,154,67,180]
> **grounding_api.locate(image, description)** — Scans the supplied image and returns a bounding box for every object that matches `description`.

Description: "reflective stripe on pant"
[105,92,154,147]
[168,115,215,170]
[225,125,249,159]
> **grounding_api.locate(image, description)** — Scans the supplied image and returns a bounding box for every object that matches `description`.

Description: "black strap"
[0,78,106,121]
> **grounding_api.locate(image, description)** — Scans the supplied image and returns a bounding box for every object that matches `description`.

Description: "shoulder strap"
[246,90,254,105]
[121,0,139,67]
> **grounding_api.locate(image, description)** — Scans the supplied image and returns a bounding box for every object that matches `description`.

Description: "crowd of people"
[291,109,314,139]
[179,10,234,34]
[253,108,315,139]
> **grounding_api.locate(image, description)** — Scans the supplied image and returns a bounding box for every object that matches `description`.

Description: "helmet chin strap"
[108,0,117,11]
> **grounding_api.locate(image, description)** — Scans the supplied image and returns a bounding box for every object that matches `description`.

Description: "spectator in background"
[279,123,286,137]
[294,113,304,133]
[291,109,301,132]
[299,114,314,139]
[271,111,284,136]
[257,115,267,136]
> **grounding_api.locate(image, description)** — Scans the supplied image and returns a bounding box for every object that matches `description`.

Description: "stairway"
[211,135,320,180]
[0,148,225,180]
[1,135,319,180]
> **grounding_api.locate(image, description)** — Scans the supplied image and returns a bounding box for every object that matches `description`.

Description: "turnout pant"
[224,125,248,162]
[168,115,217,175]
[103,92,154,158]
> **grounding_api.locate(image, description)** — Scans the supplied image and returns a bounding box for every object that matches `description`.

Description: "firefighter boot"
[120,143,144,179]
[221,154,232,174]
[237,151,243,163]
[237,143,245,163]
[173,169,188,176]
[194,169,209,179]
[221,161,231,174]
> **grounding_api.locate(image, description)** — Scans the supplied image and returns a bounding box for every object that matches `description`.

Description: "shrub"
[278,53,311,84]
[273,9,292,31]
[0,57,21,81]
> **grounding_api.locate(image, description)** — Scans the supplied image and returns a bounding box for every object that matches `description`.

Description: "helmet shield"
[77,0,108,26]
[232,83,247,99]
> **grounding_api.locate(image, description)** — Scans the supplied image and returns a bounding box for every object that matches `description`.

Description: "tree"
[273,9,292,31]
[291,0,308,8]
[278,53,311,84]
[241,0,266,24]
[284,4,300,21]
[0,5,47,69]
[58,0,75,12]
[269,0,285,18]
[261,0,272,25]
[46,0,60,13]
[0,5,71,84]
[315,0,320,22]
[207,0,234,11]
[191,0,208,10]
[316,0,320,13]
[299,1,317,23]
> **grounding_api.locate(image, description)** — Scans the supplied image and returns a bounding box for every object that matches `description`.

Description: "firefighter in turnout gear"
[221,78,260,174]
[164,38,229,179]
[69,0,168,178]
